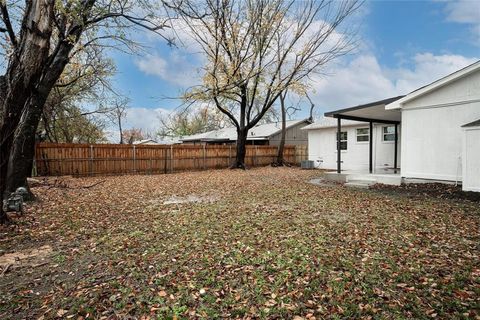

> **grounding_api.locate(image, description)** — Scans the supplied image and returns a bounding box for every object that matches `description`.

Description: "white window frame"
[356,128,369,143]
[382,125,396,143]
[336,131,348,150]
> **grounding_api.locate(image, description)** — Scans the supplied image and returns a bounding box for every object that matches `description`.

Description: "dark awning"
[462,119,480,128]
[325,96,404,124]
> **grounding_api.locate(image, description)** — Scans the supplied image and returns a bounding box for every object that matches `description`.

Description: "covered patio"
[324,96,404,175]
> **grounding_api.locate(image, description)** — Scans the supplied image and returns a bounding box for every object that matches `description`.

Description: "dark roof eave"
[324,96,405,117]
[462,119,480,128]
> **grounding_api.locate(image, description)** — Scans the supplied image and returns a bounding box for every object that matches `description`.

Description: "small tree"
[122,128,145,144]
[178,0,360,168]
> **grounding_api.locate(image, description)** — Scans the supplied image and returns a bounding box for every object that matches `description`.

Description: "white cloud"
[444,0,480,24]
[443,0,480,43]
[105,107,171,142]
[124,107,170,132]
[390,53,478,93]
[135,52,203,88]
[310,52,478,112]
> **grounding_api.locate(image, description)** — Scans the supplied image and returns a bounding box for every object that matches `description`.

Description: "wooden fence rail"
[34,143,308,177]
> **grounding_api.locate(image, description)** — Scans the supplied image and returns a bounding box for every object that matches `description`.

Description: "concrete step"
[346,177,377,183]
[345,181,373,189]
[347,178,377,185]
[346,174,377,180]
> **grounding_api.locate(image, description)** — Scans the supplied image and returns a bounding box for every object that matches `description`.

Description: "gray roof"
[133,139,158,145]
[462,119,480,128]
[302,117,368,130]
[181,119,311,142]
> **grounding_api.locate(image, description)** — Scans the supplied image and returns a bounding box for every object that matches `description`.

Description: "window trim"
[382,125,396,143]
[356,127,370,143]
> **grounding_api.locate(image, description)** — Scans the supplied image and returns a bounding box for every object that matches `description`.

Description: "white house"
[304,61,480,191]
[304,96,403,173]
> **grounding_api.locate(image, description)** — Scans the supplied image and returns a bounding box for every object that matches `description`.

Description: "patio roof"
[462,119,480,128]
[324,96,404,124]
[323,96,403,175]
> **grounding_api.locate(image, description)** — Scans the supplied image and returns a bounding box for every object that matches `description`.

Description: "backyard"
[0,167,479,319]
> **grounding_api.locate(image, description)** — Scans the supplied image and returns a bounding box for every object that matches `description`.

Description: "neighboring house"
[156,137,182,145]
[181,119,312,145]
[304,60,480,191]
[132,138,182,145]
[132,139,158,145]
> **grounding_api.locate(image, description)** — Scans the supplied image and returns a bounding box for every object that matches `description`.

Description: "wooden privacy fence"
[34,143,308,177]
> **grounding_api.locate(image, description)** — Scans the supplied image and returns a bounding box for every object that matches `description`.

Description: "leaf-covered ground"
[0,167,479,319]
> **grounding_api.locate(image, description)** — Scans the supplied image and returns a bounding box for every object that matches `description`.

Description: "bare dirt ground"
[0,167,479,319]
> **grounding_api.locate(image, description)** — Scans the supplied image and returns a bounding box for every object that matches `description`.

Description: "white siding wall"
[307,124,400,171]
[400,71,480,181]
[463,127,480,191]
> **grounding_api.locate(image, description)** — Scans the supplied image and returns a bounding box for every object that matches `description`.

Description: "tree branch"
[0,3,17,47]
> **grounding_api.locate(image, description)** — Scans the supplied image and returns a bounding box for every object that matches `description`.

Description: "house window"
[383,126,396,141]
[337,131,347,150]
[356,128,369,142]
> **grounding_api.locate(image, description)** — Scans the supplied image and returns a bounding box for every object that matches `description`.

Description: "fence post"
[89,144,94,176]
[170,145,174,173]
[229,145,232,167]
[255,146,258,166]
[164,148,168,174]
[133,145,136,174]
[203,144,206,170]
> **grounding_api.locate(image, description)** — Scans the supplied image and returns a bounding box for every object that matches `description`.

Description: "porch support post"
[394,123,398,173]
[337,117,341,173]
[369,121,373,174]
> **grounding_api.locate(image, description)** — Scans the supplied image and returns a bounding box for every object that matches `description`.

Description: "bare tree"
[0,0,173,223]
[306,92,316,122]
[157,104,227,138]
[178,0,360,168]
[273,90,305,166]
[274,90,289,166]
[109,98,129,144]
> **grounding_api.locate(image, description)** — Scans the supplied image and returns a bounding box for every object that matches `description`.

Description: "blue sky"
[113,0,480,133]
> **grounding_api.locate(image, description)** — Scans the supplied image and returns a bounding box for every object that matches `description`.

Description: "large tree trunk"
[4,36,76,206]
[5,98,45,201]
[274,92,287,166]
[0,0,55,223]
[232,128,248,169]
[230,92,248,169]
